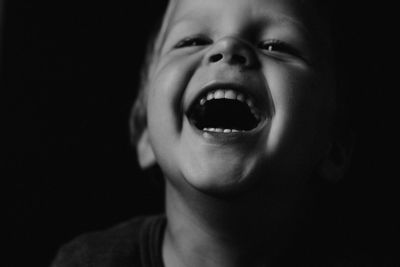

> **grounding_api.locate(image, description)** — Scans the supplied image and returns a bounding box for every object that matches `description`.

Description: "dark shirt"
[50,215,166,267]
[50,213,379,267]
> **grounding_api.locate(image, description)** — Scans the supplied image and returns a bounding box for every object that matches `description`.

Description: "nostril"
[232,54,246,65]
[209,54,223,63]
[209,53,248,65]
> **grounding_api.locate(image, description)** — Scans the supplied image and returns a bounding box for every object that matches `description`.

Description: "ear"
[318,134,355,183]
[137,129,156,169]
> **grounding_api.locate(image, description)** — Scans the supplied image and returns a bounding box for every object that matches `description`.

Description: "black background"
[4,1,167,266]
[4,1,398,266]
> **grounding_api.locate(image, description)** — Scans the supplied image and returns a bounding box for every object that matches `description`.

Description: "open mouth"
[186,89,264,133]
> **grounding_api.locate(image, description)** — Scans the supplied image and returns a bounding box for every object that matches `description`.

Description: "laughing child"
[51,0,356,266]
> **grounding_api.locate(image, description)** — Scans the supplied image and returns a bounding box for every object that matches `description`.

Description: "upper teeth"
[199,89,259,117]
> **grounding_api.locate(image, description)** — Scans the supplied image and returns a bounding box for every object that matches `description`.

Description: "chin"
[180,162,262,197]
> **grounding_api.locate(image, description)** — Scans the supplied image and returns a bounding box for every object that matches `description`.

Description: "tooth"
[246,98,254,108]
[252,111,259,120]
[207,92,214,100]
[224,90,237,100]
[223,129,231,133]
[254,110,262,120]
[232,129,239,132]
[236,94,245,102]
[209,128,216,132]
[203,128,209,131]
[200,98,206,105]
[216,128,223,132]
[214,90,225,99]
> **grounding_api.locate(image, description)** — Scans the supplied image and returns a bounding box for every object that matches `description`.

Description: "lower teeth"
[203,128,241,133]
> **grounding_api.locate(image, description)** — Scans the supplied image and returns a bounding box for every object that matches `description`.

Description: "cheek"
[145,55,202,176]
[147,56,199,132]
[264,64,333,177]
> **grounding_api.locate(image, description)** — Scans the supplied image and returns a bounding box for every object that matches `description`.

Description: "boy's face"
[144,0,335,194]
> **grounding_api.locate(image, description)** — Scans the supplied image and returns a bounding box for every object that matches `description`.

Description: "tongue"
[189,99,258,131]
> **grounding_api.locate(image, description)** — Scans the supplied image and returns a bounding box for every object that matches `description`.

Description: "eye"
[259,40,300,57]
[174,36,212,49]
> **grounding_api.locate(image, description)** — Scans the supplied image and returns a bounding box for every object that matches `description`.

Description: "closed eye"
[259,40,301,58]
[174,36,212,49]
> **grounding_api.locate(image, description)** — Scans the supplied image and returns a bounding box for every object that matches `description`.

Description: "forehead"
[166,0,319,31]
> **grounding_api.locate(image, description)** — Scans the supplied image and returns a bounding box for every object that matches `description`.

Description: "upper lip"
[184,81,270,117]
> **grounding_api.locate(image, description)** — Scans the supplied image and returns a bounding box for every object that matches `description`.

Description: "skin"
[140,0,339,265]
[146,0,334,192]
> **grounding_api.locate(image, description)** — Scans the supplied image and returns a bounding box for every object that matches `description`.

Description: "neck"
[162,181,317,267]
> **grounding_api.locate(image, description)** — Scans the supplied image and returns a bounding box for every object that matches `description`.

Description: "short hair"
[129,0,361,156]
[129,1,169,147]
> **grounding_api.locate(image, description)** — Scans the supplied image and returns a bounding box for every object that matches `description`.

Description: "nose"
[205,37,259,69]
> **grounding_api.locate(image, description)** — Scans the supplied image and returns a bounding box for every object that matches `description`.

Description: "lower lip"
[187,117,267,144]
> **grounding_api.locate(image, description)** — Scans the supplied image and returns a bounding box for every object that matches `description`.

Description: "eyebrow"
[255,10,316,40]
[258,11,328,50]
[161,9,322,50]
[166,11,211,35]
[274,15,310,34]
[159,12,209,52]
